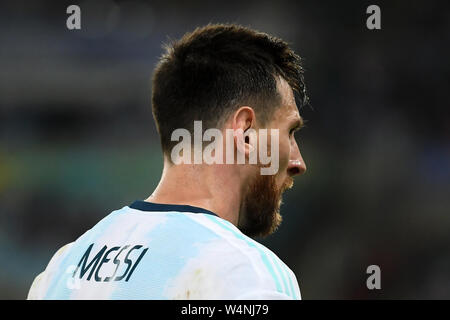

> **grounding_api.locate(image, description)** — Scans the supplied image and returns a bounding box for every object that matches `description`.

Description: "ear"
[232,106,257,156]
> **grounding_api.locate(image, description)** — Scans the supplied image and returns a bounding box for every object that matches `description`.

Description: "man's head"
[237,76,307,237]
[151,23,308,237]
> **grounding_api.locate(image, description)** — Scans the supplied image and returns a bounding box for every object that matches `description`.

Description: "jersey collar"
[129,200,219,217]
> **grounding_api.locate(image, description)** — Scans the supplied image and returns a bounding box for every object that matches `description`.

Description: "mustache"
[281,177,294,192]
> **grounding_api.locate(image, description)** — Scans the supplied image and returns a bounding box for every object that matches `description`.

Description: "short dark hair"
[151,23,307,155]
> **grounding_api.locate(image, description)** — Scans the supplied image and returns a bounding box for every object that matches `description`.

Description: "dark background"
[0,0,449,299]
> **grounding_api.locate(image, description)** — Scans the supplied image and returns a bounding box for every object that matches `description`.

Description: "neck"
[145,161,247,226]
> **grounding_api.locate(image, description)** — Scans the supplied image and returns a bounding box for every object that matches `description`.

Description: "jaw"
[236,172,285,238]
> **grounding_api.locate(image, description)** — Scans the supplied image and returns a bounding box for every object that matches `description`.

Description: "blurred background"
[0,0,449,299]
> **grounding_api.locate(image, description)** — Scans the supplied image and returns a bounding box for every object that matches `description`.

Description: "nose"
[287,144,307,177]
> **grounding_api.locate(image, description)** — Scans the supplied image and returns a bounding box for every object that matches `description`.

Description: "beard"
[237,172,293,238]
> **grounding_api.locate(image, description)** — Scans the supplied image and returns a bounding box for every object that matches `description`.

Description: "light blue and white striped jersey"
[27,200,301,300]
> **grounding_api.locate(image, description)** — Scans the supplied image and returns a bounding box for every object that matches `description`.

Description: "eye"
[289,127,297,137]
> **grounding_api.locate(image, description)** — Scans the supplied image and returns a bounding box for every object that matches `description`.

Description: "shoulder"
[27,242,74,299]
[166,214,301,299]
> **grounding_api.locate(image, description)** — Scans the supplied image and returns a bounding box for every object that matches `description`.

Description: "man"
[27,23,308,300]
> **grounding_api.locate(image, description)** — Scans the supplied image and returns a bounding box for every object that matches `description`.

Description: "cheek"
[273,137,290,185]
[278,137,291,171]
